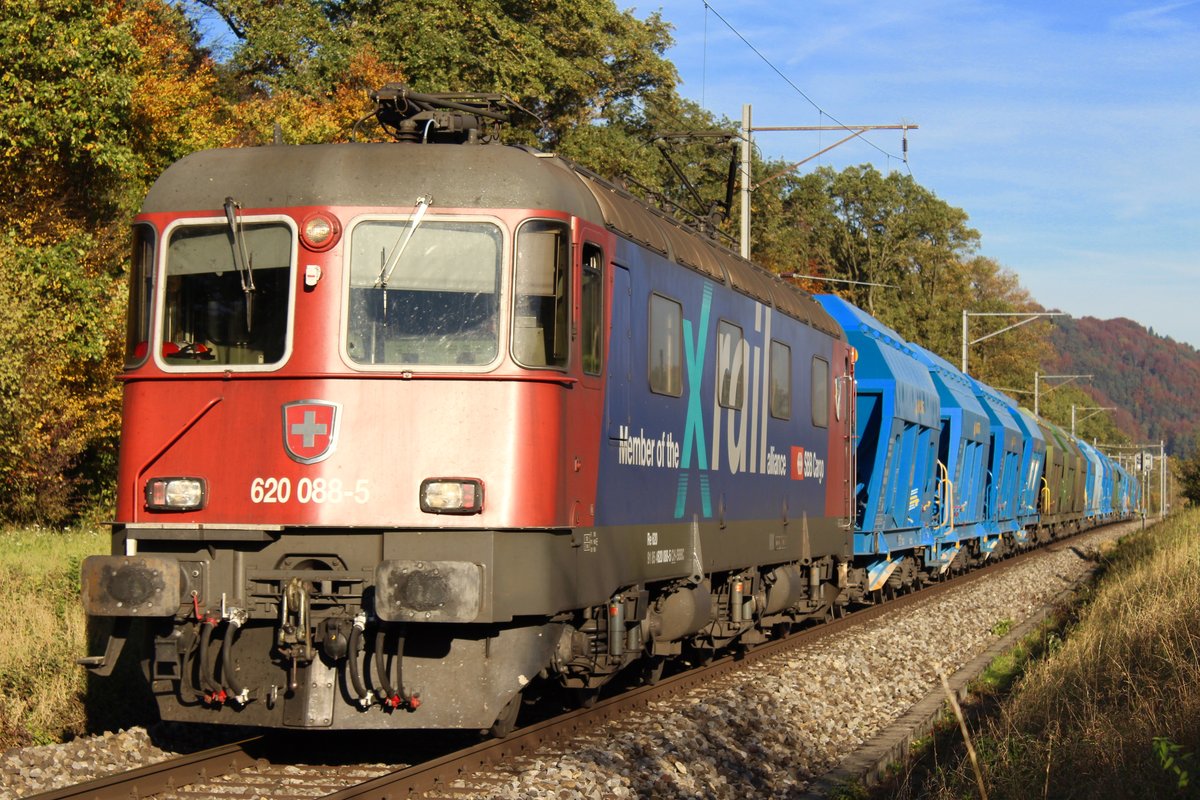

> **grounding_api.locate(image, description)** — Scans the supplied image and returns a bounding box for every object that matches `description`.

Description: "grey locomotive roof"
[144,142,840,338]
[142,143,607,222]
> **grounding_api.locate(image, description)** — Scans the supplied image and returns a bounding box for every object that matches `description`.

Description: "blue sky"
[625,0,1200,347]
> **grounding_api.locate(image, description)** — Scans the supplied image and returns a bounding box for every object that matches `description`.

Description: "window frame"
[339,212,509,373]
[511,218,571,371]
[124,222,156,369]
[648,292,683,397]
[769,340,792,420]
[812,355,830,428]
[716,319,745,410]
[581,242,604,377]
[155,214,298,374]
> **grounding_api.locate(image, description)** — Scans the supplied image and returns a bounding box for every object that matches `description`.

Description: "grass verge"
[883,511,1200,799]
[0,525,109,748]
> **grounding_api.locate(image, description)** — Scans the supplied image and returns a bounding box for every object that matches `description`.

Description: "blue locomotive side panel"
[595,239,841,534]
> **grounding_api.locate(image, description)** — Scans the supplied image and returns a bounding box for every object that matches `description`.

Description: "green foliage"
[768,164,979,322]
[0,0,146,237]
[196,0,677,145]
[1154,736,1194,791]
[0,233,124,523]
[1176,442,1200,507]
[0,0,226,523]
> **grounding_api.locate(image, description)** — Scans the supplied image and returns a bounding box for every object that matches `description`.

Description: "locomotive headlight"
[420,478,484,515]
[300,211,341,252]
[145,477,207,511]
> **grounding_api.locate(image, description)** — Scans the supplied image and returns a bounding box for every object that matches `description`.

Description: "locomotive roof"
[144,142,840,337]
[142,143,607,221]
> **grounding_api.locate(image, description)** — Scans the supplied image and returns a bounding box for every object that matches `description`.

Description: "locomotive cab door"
[564,225,613,529]
[605,263,631,441]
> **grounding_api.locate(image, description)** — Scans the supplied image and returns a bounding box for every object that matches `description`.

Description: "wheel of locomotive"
[641,657,667,686]
[573,687,601,709]
[488,691,523,738]
[684,646,714,668]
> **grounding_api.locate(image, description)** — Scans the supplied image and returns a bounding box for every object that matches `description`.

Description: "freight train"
[80,87,1138,736]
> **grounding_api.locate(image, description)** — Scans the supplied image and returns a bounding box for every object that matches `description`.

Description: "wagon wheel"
[641,656,666,686]
[573,687,602,708]
[488,691,522,738]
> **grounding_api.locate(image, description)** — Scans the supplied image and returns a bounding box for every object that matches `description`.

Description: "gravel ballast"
[1,523,1136,799]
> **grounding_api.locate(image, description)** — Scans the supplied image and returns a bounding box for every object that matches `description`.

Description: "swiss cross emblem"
[282,401,340,464]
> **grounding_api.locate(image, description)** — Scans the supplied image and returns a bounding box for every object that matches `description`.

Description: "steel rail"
[26,738,266,800]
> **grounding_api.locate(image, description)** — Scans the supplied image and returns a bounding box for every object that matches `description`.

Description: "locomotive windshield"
[160,220,293,367]
[346,219,502,367]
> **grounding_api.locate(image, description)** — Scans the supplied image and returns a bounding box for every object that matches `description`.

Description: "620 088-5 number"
[250,477,370,505]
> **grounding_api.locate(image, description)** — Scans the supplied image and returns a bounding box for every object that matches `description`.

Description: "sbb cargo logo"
[790,446,827,483]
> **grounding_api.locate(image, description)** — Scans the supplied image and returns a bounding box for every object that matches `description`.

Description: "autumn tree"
[954,255,1055,392]
[757,165,981,345]
[1175,445,1200,506]
[190,0,677,146]
[0,0,227,522]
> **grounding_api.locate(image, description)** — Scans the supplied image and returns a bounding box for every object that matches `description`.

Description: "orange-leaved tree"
[0,0,227,522]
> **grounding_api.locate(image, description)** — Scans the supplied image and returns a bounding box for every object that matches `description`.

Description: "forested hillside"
[0,0,1169,522]
[1050,317,1200,456]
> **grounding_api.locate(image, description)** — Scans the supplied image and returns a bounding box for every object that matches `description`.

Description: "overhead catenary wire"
[701,0,913,173]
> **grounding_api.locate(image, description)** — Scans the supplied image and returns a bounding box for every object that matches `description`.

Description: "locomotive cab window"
[649,294,682,396]
[125,223,155,367]
[770,340,791,420]
[812,356,830,427]
[581,243,603,376]
[513,220,570,369]
[717,320,745,409]
[346,219,502,367]
[161,219,293,367]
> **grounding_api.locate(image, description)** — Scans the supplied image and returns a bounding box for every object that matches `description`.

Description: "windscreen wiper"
[376,195,433,289]
[224,196,256,332]
[374,195,432,324]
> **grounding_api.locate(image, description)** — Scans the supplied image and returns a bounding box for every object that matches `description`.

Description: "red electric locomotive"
[81,88,856,735]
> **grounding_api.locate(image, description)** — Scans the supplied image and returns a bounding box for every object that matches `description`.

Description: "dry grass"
[914,511,1200,800]
[0,525,109,748]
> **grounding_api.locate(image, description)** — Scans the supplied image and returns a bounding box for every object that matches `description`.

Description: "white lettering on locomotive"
[250,476,370,504]
[617,426,681,469]
[615,301,828,490]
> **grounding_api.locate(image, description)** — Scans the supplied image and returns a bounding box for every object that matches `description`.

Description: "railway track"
[29,531,1102,800]
[27,739,266,799]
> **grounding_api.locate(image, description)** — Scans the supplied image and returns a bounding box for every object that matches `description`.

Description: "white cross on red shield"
[282,401,340,464]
